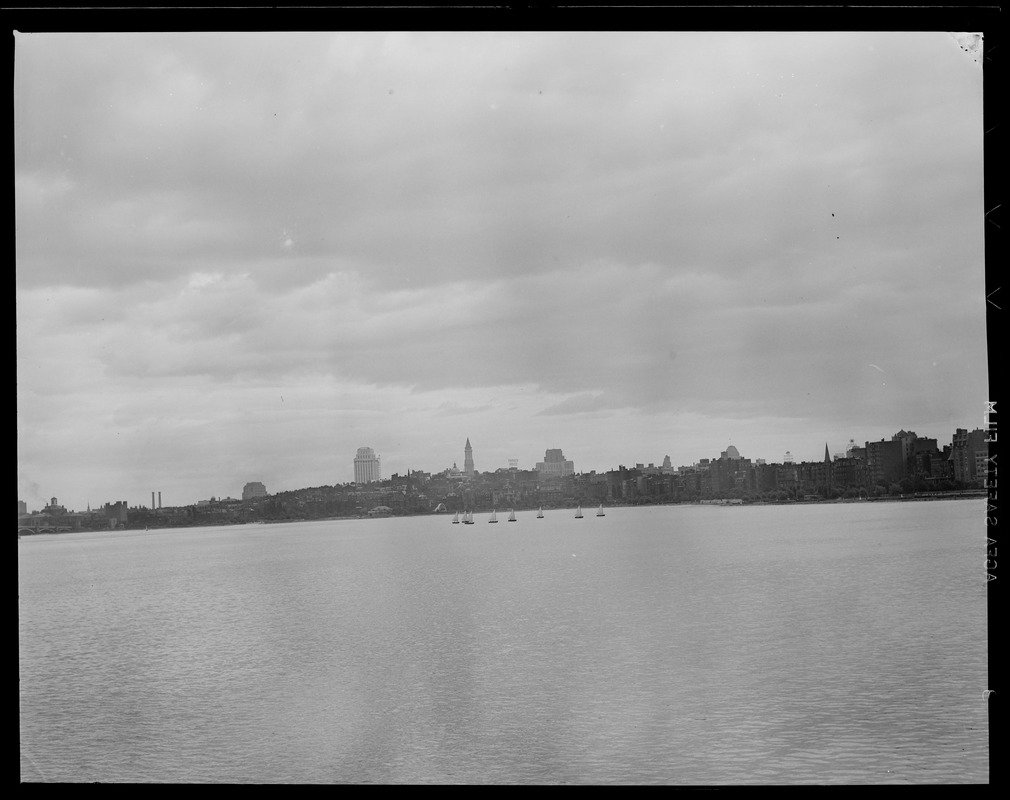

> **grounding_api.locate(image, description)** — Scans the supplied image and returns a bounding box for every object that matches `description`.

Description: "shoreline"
[17,492,986,536]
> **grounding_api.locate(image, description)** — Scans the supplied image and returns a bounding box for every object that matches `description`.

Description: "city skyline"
[20,421,988,514]
[16,32,988,512]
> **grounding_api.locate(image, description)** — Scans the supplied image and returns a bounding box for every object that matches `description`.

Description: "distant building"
[354,447,381,484]
[18,500,27,516]
[910,438,940,478]
[865,439,905,486]
[951,428,987,486]
[829,457,866,490]
[891,430,922,477]
[720,445,741,460]
[104,501,128,527]
[536,448,574,479]
[709,445,752,495]
[444,462,465,484]
[464,438,475,477]
[242,481,268,500]
[975,449,990,483]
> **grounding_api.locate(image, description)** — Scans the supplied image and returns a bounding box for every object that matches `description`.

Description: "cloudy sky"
[16,31,987,511]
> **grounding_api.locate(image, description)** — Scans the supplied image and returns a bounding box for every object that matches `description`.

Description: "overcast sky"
[16,31,987,511]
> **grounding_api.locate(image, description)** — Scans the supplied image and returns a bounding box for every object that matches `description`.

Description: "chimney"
[152,491,155,510]
[158,492,162,509]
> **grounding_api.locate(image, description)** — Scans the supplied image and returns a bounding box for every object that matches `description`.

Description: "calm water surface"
[19,501,989,784]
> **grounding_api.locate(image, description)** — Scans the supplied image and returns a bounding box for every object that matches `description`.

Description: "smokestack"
[152,491,155,510]
[158,492,162,509]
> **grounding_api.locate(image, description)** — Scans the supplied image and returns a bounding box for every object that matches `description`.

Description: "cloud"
[15,32,987,509]
[538,393,611,416]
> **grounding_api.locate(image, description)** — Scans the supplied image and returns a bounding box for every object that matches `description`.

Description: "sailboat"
[489,509,498,523]
[452,511,460,524]
[575,505,583,519]
[536,507,544,519]
[596,504,605,517]
[463,510,474,524]
[507,509,517,522]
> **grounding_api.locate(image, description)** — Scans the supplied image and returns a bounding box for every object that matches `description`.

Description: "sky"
[15,31,988,511]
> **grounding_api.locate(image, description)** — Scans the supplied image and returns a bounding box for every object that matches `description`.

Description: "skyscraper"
[242,482,268,500]
[464,438,475,477]
[354,447,381,484]
[536,448,574,478]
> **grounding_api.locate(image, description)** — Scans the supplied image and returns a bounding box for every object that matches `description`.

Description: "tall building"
[951,428,987,486]
[354,447,381,484]
[464,438,475,477]
[891,430,918,475]
[536,448,575,479]
[242,481,268,500]
[865,439,905,486]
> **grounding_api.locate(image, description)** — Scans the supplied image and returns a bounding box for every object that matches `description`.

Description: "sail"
[452,511,459,524]
[508,509,516,522]
[596,504,605,517]
[536,507,544,518]
[575,505,583,518]
[489,510,498,523]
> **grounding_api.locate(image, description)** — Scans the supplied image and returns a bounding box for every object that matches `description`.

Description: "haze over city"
[16,31,987,512]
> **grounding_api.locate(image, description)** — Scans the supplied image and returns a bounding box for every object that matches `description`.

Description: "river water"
[19,500,989,784]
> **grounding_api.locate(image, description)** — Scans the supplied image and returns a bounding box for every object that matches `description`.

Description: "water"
[19,501,989,784]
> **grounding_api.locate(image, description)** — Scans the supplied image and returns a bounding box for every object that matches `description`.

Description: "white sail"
[489,509,498,523]
[452,511,459,524]
[508,508,516,522]
[596,504,605,517]
[536,507,544,518]
[575,505,583,518]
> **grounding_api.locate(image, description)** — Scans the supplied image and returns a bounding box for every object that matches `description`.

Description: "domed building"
[720,445,741,461]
